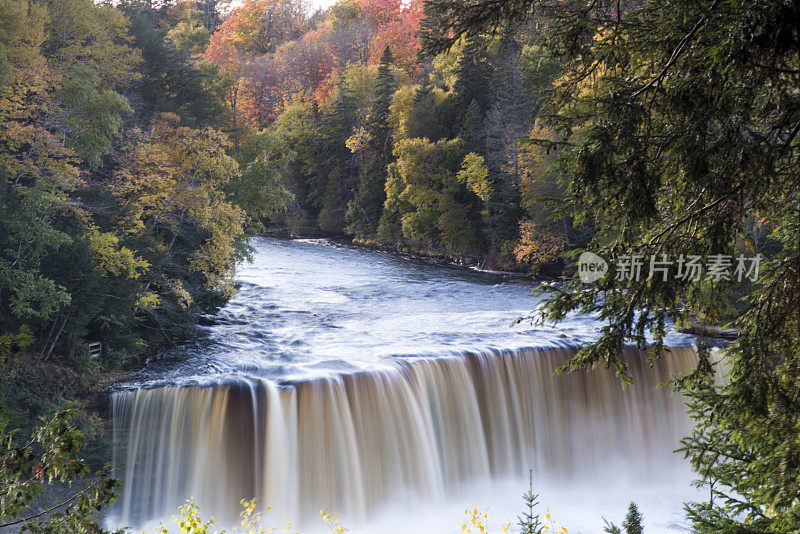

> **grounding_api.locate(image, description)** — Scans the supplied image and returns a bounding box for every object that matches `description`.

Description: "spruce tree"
[622,502,643,534]
[602,501,643,534]
[517,471,544,534]
[460,99,484,154]
[346,46,397,236]
[482,34,530,251]
[121,1,223,127]
[406,73,449,142]
[451,36,491,121]
[317,80,358,233]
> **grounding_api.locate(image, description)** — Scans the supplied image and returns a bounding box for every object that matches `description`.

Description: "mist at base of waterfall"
[107,476,699,534]
[341,478,698,534]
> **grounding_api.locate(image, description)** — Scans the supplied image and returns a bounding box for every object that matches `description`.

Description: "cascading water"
[109,238,700,532]
[111,346,696,530]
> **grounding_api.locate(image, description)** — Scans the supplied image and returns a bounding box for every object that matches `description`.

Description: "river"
[109,237,700,533]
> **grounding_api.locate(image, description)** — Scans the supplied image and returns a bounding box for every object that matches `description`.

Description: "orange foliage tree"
[357,0,421,75]
[513,123,570,266]
[367,0,422,74]
[273,28,338,103]
[513,220,567,265]
[205,21,254,142]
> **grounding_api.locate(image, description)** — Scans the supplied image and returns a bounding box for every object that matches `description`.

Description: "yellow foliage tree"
[457,153,492,202]
[514,220,568,265]
[115,113,247,303]
[514,122,570,267]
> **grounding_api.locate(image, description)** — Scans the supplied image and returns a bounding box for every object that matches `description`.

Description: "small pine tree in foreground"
[622,503,643,534]
[603,502,643,534]
[517,470,544,534]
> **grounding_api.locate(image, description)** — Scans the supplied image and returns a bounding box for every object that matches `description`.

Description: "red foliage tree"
[273,28,338,103]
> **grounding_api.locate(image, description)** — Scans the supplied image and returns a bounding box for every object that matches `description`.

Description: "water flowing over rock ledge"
[109,345,697,530]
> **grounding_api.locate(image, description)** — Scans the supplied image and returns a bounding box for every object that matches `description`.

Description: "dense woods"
[0,0,577,439]
[1,0,799,531]
[200,0,575,271]
[0,0,574,527]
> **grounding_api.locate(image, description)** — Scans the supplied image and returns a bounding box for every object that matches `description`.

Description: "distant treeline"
[197,0,589,271]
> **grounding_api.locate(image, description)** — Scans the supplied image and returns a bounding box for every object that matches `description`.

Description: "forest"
[1,0,577,385]
[1,0,799,532]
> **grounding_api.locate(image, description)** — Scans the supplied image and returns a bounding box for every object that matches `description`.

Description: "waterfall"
[110,346,696,529]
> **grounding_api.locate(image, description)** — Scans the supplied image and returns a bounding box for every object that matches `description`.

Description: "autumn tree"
[273,29,338,103]
[1,0,140,354]
[267,102,322,233]
[114,113,248,329]
[197,0,226,33]
[166,2,211,55]
[205,21,253,144]
[364,0,423,74]
[218,0,306,55]
[326,0,373,66]
[244,55,283,128]
[513,120,583,271]
[381,137,479,251]
[401,74,451,142]
[234,128,293,230]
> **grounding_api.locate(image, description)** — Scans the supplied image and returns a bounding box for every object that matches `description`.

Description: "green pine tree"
[482,34,531,252]
[602,501,643,534]
[317,80,359,233]
[517,471,544,534]
[622,502,643,534]
[346,46,397,237]
[406,73,450,142]
[451,36,491,122]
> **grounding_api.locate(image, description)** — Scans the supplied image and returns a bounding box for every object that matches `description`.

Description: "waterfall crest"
[111,346,696,528]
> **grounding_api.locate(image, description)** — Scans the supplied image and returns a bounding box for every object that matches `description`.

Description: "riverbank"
[263,232,741,346]
[262,228,565,282]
